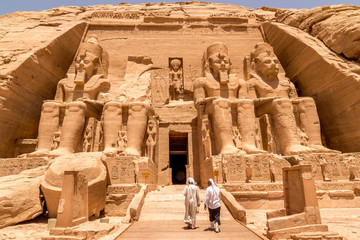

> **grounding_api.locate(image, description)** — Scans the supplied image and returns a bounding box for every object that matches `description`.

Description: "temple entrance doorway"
[169,133,188,184]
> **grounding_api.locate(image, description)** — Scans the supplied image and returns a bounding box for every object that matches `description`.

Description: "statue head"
[74,34,105,85]
[202,42,231,84]
[170,59,181,72]
[250,43,280,80]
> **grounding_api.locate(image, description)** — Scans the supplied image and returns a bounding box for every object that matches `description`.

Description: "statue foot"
[18,149,50,158]
[48,148,73,158]
[220,146,245,155]
[242,144,267,154]
[103,147,117,157]
[284,144,317,155]
[309,144,341,154]
[122,148,141,156]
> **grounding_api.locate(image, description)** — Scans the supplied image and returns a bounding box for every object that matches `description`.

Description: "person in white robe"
[204,178,221,233]
[183,177,200,229]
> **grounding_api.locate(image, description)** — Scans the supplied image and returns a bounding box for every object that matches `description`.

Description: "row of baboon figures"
[21,33,338,160]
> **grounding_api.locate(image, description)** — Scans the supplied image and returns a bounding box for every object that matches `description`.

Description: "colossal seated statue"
[25,34,110,157]
[247,42,333,155]
[102,56,156,157]
[194,42,264,155]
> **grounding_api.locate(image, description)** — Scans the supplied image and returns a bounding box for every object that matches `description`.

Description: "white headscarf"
[187,177,195,184]
[208,178,216,188]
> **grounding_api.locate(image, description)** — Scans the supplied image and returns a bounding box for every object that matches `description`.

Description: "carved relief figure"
[146,117,157,162]
[169,58,183,100]
[201,117,212,159]
[245,159,252,183]
[51,132,60,150]
[26,34,110,157]
[299,128,309,146]
[222,155,228,183]
[247,42,333,155]
[194,42,264,155]
[346,157,360,181]
[116,131,127,152]
[269,159,276,182]
[319,157,330,181]
[232,128,242,149]
[82,125,92,152]
[133,160,139,184]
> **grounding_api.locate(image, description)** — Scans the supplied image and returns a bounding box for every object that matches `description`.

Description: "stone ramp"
[117,185,263,239]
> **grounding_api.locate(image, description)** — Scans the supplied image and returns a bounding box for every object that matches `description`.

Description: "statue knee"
[42,102,59,114]
[129,102,148,114]
[104,101,122,112]
[299,97,316,108]
[65,101,86,112]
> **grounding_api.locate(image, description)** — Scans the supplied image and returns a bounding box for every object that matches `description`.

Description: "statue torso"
[249,73,291,99]
[59,75,109,103]
[203,73,240,99]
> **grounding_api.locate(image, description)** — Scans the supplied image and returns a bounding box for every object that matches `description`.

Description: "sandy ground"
[1,199,359,240]
[246,208,360,240]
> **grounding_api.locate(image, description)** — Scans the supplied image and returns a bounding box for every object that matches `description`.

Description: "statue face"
[75,52,98,80]
[256,54,280,78]
[209,53,230,78]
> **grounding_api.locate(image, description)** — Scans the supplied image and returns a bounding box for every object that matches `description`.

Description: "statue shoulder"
[99,78,111,92]
[279,78,291,87]
[194,77,207,87]
[57,77,68,85]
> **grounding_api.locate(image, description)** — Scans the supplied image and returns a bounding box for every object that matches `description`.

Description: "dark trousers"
[208,207,221,225]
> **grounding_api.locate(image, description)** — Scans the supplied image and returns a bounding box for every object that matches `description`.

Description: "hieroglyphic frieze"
[0,157,48,177]
[91,11,141,19]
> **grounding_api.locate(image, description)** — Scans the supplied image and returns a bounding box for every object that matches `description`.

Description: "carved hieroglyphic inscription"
[91,11,141,19]
[0,158,48,177]
[105,157,135,184]
[225,154,290,182]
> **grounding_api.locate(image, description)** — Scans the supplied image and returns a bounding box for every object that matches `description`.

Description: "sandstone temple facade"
[0,2,360,240]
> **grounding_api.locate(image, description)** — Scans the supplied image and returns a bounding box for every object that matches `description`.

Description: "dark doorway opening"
[169,133,188,184]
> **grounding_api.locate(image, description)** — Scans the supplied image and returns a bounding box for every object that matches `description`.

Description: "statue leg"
[297,98,338,153]
[50,101,86,157]
[103,101,123,155]
[25,102,60,157]
[237,99,266,154]
[123,102,148,156]
[272,99,316,155]
[208,99,241,155]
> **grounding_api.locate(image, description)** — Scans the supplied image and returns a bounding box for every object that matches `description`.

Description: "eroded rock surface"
[0,166,46,228]
[276,5,360,60]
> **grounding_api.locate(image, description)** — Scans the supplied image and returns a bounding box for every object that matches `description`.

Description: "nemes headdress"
[206,42,228,59]
[250,42,276,63]
[202,42,230,76]
[77,34,103,62]
[69,34,109,77]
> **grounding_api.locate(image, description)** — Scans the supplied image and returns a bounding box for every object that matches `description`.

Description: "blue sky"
[1,0,360,15]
